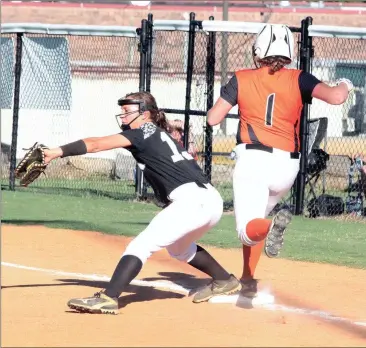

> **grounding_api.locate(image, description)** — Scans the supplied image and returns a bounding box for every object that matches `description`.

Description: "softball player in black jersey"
[43,91,241,314]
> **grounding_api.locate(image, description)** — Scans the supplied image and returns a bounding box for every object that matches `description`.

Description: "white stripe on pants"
[233,144,300,246]
[123,183,223,264]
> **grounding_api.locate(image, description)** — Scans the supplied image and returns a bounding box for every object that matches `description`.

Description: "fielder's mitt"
[14,142,49,187]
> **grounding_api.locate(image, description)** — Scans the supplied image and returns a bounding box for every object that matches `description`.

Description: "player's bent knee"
[237,227,259,247]
[167,243,197,262]
[122,239,154,264]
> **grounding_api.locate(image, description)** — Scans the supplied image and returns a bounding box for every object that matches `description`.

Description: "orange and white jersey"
[235,67,303,153]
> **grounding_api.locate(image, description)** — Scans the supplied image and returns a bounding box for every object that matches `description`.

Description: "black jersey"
[121,122,208,204]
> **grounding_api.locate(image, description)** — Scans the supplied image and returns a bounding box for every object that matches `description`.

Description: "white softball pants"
[233,144,300,246]
[123,182,223,264]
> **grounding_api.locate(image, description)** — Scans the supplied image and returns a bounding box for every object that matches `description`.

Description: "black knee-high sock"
[188,245,231,281]
[104,255,143,299]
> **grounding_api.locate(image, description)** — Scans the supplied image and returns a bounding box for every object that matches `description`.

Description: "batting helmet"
[253,24,295,62]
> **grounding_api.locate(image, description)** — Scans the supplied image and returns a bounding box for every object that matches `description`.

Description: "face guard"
[252,45,260,69]
[115,98,149,131]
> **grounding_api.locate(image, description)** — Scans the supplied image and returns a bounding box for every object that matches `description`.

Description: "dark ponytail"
[154,110,169,132]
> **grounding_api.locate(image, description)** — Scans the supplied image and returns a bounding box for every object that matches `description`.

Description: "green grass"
[2,190,366,269]
[2,178,136,200]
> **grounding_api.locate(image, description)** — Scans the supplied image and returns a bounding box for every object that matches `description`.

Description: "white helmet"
[253,24,294,62]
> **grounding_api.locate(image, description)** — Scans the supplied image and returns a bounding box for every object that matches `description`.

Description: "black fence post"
[136,19,149,198]
[204,16,216,182]
[146,13,153,93]
[295,16,313,215]
[183,12,197,150]
[9,33,24,191]
[138,19,148,92]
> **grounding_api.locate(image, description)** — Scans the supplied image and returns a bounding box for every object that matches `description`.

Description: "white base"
[208,291,275,308]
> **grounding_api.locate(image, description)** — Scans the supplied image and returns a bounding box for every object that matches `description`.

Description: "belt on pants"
[245,143,300,159]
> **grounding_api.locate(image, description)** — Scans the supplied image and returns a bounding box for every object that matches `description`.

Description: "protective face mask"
[121,124,131,132]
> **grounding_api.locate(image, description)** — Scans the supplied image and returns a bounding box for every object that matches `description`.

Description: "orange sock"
[240,218,271,281]
[241,240,265,280]
[245,218,272,242]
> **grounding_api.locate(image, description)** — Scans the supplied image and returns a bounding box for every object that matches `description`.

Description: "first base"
[208,291,275,307]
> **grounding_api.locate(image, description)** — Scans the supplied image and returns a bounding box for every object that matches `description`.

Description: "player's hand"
[44,148,63,164]
[336,78,354,92]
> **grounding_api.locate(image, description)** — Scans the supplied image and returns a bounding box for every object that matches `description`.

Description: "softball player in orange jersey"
[207,24,354,297]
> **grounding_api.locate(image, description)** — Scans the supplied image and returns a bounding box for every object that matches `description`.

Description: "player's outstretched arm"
[207,97,233,126]
[312,78,353,105]
[44,134,131,164]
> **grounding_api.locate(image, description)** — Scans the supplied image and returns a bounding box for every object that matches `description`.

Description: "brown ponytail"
[257,56,291,75]
[154,110,169,132]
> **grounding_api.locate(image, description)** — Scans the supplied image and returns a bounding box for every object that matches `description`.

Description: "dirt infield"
[2,225,366,347]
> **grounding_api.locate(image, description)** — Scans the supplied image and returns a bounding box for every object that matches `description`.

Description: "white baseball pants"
[123,182,223,264]
[233,144,300,246]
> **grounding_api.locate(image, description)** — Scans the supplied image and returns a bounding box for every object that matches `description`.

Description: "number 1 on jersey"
[160,132,193,163]
[265,93,275,126]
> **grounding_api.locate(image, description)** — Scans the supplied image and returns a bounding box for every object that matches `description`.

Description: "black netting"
[141,30,209,203]
[190,31,209,170]
[1,34,15,177]
[1,34,140,199]
[151,30,188,110]
[2,22,365,219]
[201,31,301,208]
[209,32,256,206]
[305,36,366,219]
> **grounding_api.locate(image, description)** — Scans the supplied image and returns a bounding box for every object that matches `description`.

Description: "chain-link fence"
[200,29,302,207]
[146,18,365,219]
[1,19,365,219]
[1,26,140,199]
[304,29,366,219]
[144,19,304,210]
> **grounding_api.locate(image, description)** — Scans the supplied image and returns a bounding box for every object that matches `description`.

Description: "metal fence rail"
[1,18,365,219]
